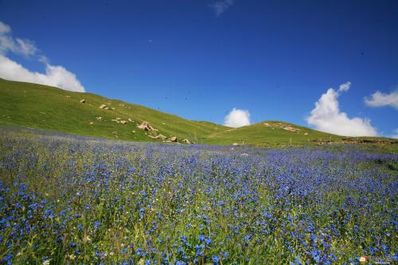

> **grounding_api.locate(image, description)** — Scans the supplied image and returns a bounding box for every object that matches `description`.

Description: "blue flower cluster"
[0,129,397,264]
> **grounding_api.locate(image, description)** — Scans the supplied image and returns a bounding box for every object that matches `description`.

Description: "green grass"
[206,121,340,146]
[1,78,397,149]
[0,78,225,143]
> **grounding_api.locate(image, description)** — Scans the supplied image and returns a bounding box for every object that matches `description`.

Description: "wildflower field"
[0,128,397,264]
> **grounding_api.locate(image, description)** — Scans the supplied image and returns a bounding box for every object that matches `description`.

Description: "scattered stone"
[120,120,127,124]
[128,118,133,122]
[96,116,102,120]
[137,121,157,131]
[232,143,239,146]
[283,126,300,132]
[148,134,166,140]
[182,139,191,144]
[263,122,271,127]
[80,99,86,103]
[169,136,178,142]
[132,130,136,133]
[304,132,309,136]
[89,121,94,125]
[99,104,107,109]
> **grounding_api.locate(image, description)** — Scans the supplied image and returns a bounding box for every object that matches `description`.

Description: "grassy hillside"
[0,78,226,143]
[1,78,397,149]
[206,121,341,146]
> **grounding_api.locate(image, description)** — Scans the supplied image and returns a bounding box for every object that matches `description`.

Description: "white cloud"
[224,107,250,128]
[210,0,235,16]
[338,81,351,92]
[364,90,398,110]
[0,21,85,92]
[15,38,37,56]
[0,22,36,57]
[0,21,11,34]
[307,82,378,137]
[0,55,85,92]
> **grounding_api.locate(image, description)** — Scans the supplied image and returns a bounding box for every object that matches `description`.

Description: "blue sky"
[0,0,397,137]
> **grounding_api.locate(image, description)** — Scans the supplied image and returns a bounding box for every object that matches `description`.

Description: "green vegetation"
[1,129,397,264]
[0,78,224,143]
[0,78,397,149]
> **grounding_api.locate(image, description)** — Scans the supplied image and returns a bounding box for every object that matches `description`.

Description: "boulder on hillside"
[169,136,178,142]
[283,126,300,132]
[182,139,191,144]
[137,121,157,131]
[149,134,167,140]
[80,99,86,103]
[120,120,127,124]
[99,104,107,109]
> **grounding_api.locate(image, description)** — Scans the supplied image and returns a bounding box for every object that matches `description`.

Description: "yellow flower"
[84,235,91,242]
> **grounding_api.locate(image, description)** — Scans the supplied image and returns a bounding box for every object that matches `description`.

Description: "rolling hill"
[0,78,396,148]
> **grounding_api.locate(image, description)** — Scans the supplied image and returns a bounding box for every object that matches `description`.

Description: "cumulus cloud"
[0,55,85,92]
[224,107,250,128]
[0,21,85,92]
[210,0,235,16]
[307,82,378,137]
[364,90,398,110]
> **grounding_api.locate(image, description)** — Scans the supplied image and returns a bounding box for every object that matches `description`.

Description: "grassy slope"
[206,121,341,146]
[1,78,396,148]
[0,78,225,143]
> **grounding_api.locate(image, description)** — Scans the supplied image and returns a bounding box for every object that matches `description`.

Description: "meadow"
[0,128,397,264]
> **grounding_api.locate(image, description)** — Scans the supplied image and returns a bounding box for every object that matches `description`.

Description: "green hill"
[0,78,396,148]
[0,78,226,144]
[206,121,341,147]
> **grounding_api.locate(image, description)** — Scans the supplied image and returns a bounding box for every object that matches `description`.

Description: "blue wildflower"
[212,255,220,264]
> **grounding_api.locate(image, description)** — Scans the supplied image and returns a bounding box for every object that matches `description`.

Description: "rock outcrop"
[137,121,157,131]
[99,104,109,110]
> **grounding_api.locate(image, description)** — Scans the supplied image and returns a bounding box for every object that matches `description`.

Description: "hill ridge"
[1,78,396,147]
